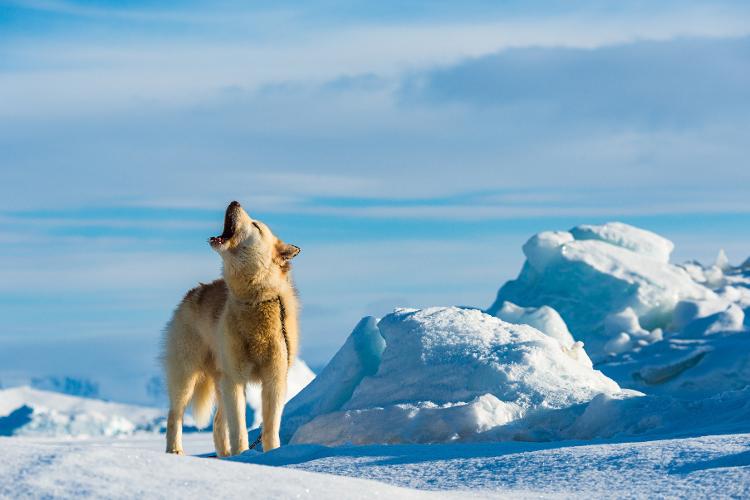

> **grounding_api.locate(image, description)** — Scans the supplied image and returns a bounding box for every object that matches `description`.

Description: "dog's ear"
[276,241,301,261]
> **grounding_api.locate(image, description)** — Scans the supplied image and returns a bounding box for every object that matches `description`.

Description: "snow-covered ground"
[2,222,749,497]
[2,432,748,498]
[0,435,455,499]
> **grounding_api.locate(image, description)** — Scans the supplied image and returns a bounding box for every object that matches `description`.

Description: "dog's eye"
[252,222,262,234]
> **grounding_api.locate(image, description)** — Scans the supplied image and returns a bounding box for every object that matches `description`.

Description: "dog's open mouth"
[209,201,241,247]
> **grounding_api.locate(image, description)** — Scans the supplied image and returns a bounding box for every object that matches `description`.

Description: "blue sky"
[1,0,749,402]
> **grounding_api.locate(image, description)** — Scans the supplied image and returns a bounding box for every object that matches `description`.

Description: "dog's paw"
[166,449,184,455]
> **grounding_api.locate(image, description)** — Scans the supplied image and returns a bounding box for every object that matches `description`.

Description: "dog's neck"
[223,266,292,305]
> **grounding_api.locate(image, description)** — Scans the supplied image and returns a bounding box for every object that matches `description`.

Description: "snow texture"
[0,436,452,500]
[570,221,674,263]
[279,307,623,446]
[244,432,750,497]
[494,301,576,348]
[4,432,748,499]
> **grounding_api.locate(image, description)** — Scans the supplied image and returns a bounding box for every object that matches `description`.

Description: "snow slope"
[0,386,164,437]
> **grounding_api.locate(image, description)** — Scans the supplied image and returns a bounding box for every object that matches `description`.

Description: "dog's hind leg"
[260,363,287,452]
[212,378,231,457]
[165,370,198,455]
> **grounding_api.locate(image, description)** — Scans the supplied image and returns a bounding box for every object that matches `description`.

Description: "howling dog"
[163,201,300,456]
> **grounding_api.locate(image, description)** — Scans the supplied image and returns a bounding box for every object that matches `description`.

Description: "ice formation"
[279,307,625,446]
[274,221,750,447]
[493,301,576,348]
[488,222,716,358]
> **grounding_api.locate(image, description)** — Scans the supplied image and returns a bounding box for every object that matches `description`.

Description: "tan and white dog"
[162,201,300,456]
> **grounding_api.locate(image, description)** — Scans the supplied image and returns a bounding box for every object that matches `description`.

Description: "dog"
[162,200,300,456]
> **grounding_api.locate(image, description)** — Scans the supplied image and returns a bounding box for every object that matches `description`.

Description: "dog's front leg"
[220,377,249,455]
[260,367,287,451]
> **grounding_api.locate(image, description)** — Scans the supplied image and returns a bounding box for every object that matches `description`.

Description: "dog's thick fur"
[162,201,300,456]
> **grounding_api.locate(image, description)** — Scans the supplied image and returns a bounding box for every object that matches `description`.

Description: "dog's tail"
[190,374,215,429]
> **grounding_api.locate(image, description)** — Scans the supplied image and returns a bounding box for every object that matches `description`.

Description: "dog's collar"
[230,296,277,307]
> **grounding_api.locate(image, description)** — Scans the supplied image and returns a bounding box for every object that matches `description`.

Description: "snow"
[277,317,385,444]
[570,221,675,263]
[280,307,624,446]
[520,230,574,273]
[2,220,750,497]
[671,298,732,331]
[494,301,576,348]
[244,433,750,497]
[0,436,452,500]
[489,222,717,358]
[3,432,749,498]
[0,386,164,437]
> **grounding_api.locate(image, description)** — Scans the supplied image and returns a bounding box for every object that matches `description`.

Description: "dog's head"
[209,201,300,288]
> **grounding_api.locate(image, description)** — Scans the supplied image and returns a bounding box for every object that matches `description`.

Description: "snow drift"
[277,307,627,446]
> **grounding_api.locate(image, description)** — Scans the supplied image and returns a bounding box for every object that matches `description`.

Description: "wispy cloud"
[2,3,749,117]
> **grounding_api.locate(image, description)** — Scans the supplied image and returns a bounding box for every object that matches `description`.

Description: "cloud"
[400,36,750,129]
[2,3,749,117]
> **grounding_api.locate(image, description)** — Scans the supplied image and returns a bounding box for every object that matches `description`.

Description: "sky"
[1,0,749,402]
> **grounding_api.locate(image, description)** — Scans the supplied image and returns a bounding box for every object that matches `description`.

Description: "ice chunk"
[718,286,750,309]
[672,299,733,331]
[570,222,674,263]
[715,249,731,272]
[678,261,708,284]
[278,316,385,443]
[682,304,745,337]
[490,222,716,358]
[287,307,624,446]
[522,231,573,272]
[605,307,650,339]
[703,265,726,289]
[601,329,750,399]
[604,332,632,355]
[494,301,575,348]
